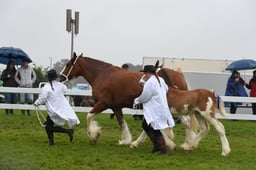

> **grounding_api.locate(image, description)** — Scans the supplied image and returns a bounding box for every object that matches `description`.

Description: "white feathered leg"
[118,120,132,145]
[130,130,147,148]
[87,113,102,144]
[160,128,176,151]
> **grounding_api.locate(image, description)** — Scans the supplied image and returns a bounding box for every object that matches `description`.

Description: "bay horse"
[59,53,193,146]
[131,68,231,156]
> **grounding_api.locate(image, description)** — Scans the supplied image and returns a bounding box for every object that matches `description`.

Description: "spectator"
[225,71,248,114]
[0,61,18,115]
[34,69,80,146]
[245,70,256,115]
[133,65,175,154]
[15,59,37,116]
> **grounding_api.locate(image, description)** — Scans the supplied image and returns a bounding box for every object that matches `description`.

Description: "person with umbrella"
[0,61,18,115]
[245,70,256,115]
[224,71,248,114]
[15,59,37,116]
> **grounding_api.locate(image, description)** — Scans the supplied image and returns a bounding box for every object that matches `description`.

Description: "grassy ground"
[0,110,256,170]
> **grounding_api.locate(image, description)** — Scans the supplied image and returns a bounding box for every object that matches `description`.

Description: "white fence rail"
[0,87,255,120]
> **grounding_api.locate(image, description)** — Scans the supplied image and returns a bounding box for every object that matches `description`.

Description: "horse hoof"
[185,150,192,154]
[221,150,231,156]
[130,143,138,148]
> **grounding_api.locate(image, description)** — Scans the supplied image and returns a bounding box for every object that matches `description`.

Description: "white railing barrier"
[0,87,255,120]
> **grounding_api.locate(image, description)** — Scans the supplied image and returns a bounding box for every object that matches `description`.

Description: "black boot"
[110,114,115,119]
[155,136,167,155]
[10,109,14,115]
[27,110,31,116]
[142,120,159,153]
[5,109,9,115]
[45,127,54,146]
[52,126,74,142]
[21,110,25,116]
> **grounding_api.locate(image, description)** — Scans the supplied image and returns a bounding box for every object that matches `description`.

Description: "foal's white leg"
[180,115,197,150]
[189,114,210,149]
[130,130,147,148]
[87,113,102,144]
[181,113,210,152]
[160,128,176,151]
[118,120,132,145]
[204,116,231,156]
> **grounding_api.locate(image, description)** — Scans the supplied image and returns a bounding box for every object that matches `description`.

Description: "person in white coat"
[134,65,175,154]
[34,69,80,146]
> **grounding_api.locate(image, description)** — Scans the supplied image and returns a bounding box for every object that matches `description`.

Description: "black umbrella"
[0,47,32,65]
[225,59,256,71]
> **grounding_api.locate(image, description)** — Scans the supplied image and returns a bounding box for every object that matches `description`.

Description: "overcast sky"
[1,0,255,69]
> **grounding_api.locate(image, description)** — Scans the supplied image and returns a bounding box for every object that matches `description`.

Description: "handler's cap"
[140,65,156,73]
[47,69,57,81]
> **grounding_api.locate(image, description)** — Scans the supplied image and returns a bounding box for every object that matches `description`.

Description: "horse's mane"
[82,56,113,67]
[154,60,175,88]
[158,69,175,88]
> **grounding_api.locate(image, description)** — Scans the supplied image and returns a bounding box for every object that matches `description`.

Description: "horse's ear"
[160,64,163,68]
[154,60,159,68]
[73,52,77,58]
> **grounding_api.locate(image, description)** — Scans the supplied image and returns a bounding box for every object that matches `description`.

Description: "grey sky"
[1,0,255,69]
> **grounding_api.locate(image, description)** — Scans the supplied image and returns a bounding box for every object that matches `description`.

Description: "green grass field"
[0,110,256,170]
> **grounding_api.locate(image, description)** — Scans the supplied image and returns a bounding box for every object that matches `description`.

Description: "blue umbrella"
[225,59,256,71]
[0,47,32,65]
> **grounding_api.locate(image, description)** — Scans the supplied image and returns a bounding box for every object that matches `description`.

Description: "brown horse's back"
[92,68,144,108]
[159,68,188,90]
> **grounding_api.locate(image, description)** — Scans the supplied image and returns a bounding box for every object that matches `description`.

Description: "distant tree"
[33,66,48,88]
[53,59,69,74]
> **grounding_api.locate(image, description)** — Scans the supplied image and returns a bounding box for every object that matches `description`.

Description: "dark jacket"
[0,63,18,87]
[225,73,248,107]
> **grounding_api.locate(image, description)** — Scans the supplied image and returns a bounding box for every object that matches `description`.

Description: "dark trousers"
[45,116,72,145]
[142,119,167,154]
[230,103,237,114]
[252,103,256,115]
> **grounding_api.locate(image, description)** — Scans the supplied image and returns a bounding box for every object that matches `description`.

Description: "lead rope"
[34,106,46,127]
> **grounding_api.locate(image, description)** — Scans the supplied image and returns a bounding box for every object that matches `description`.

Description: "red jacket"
[246,77,256,97]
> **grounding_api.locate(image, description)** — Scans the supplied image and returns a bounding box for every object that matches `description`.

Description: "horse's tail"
[217,95,227,117]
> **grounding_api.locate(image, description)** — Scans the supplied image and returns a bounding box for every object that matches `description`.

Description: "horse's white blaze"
[87,113,102,144]
[118,120,132,145]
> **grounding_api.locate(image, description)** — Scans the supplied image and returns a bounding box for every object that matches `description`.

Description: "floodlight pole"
[70,21,74,58]
[66,9,79,58]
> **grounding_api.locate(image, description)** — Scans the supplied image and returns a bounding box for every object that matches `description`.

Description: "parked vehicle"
[71,83,90,106]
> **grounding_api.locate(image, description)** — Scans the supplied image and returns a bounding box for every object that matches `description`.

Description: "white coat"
[134,75,175,130]
[34,81,80,128]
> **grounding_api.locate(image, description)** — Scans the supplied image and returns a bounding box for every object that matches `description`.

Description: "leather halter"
[60,55,79,83]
